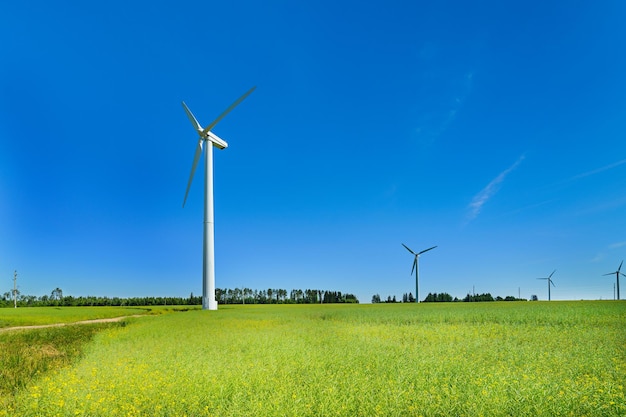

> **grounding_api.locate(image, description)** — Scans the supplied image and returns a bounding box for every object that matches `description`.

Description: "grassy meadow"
[0,306,156,328]
[0,322,127,405]
[2,301,625,416]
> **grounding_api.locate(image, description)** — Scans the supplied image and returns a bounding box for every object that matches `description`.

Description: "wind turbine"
[537,270,556,301]
[603,261,624,301]
[182,86,255,310]
[401,244,437,303]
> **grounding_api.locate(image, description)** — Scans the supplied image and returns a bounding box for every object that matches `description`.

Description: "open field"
[0,322,127,406]
[0,306,157,328]
[2,301,625,416]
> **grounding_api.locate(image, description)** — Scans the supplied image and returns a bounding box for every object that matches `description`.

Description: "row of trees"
[215,288,358,304]
[424,292,455,302]
[372,292,526,303]
[0,287,359,308]
[461,293,526,302]
[371,293,417,303]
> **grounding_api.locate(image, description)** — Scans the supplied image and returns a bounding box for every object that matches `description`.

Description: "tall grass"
[0,306,153,328]
[5,302,626,416]
[0,322,127,409]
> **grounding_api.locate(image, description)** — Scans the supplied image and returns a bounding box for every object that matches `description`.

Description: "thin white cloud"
[500,199,555,217]
[591,241,626,263]
[574,195,626,216]
[538,158,626,193]
[590,253,604,263]
[466,155,525,222]
[414,71,474,144]
[569,158,626,181]
[608,241,626,250]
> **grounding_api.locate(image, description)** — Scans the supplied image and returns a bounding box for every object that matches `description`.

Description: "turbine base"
[203,298,218,310]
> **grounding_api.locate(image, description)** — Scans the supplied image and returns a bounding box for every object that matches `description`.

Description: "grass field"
[0,306,157,328]
[0,322,127,406]
[2,302,625,416]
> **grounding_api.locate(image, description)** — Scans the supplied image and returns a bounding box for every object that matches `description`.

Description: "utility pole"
[518,287,521,300]
[13,270,17,308]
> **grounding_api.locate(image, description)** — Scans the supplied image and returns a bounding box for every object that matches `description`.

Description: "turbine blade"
[181,101,202,132]
[411,258,417,275]
[402,243,416,255]
[550,280,556,287]
[618,260,624,273]
[202,86,256,136]
[621,272,626,277]
[418,246,437,255]
[603,272,615,276]
[183,140,203,208]
[549,270,556,278]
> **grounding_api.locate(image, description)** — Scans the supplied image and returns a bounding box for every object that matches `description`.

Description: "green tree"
[51,288,63,302]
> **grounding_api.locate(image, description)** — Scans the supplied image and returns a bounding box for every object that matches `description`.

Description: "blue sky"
[1,0,625,302]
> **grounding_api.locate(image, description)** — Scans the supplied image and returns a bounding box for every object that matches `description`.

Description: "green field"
[2,302,625,416]
[0,306,156,328]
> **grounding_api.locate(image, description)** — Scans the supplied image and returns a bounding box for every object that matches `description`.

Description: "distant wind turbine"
[537,270,556,301]
[181,87,255,310]
[401,244,437,303]
[603,261,624,301]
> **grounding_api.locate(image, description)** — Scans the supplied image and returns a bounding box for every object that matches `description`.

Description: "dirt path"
[0,315,145,333]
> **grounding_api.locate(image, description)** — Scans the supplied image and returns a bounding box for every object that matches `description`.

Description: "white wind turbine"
[603,260,624,301]
[182,87,255,310]
[537,270,556,301]
[402,243,437,303]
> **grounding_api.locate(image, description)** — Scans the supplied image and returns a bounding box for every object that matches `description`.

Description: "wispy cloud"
[608,241,626,250]
[414,71,474,144]
[568,158,626,182]
[574,195,626,217]
[590,253,604,263]
[500,199,555,217]
[591,241,626,263]
[466,155,525,222]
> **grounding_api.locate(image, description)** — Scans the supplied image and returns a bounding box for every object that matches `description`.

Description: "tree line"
[0,287,359,307]
[372,292,526,303]
[216,288,358,304]
[461,293,526,302]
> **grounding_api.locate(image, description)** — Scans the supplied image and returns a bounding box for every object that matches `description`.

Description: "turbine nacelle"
[537,270,556,286]
[603,260,624,277]
[205,131,228,150]
[181,101,229,150]
[402,243,437,275]
[181,86,255,208]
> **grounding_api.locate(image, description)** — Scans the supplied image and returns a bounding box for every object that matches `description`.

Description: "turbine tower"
[402,244,437,303]
[603,261,624,301]
[182,87,255,310]
[537,270,556,301]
